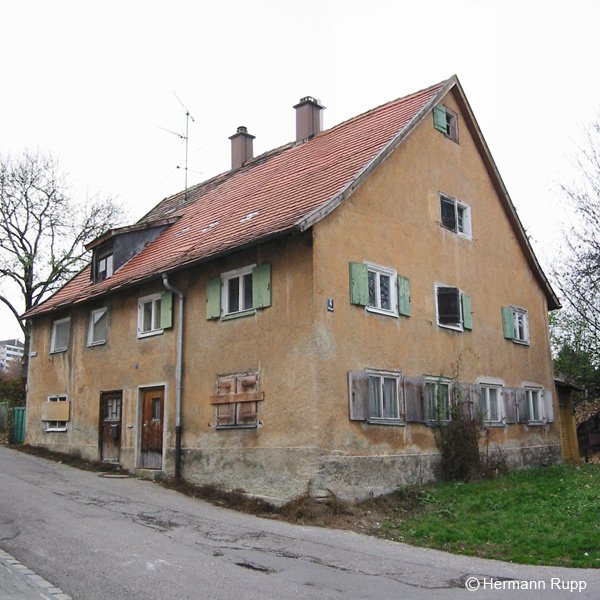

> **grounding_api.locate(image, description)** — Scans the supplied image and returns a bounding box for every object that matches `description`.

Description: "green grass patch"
[382,464,600,567]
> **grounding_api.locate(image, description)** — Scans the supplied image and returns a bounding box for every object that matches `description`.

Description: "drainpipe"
[162,273,184,480]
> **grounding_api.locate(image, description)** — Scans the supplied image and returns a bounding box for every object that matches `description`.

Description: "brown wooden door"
[141,387,164,469]
[100,391,122,463]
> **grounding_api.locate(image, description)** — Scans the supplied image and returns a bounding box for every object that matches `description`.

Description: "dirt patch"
[4,444,429,536]
[7,444,124,473]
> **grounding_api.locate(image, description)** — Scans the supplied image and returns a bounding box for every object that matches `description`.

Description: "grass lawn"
[381,464,600,568]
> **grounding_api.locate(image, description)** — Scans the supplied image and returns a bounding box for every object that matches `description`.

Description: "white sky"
[2,0,600,340]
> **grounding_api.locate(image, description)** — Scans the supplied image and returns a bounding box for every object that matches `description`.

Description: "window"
[44,395,69,432]
[481,385,504,424]
[525,388,544,423]
[367,264,396,315]
[435,284,472,331]
[50,317,71,353]
[348,370,403,424]
[433,104,459,143]
[206,264,271,321]
[349,262,411,317]
[87,308,108,346]
[425,379,452,422]
[211,372,264,429]
[223,265,254,316]
[502,306,530,344]
[137,292,172,338]
[94,245,114,283]
[440,194,471,237]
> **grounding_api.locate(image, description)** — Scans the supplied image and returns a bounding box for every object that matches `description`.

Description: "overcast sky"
[1,0,600,340]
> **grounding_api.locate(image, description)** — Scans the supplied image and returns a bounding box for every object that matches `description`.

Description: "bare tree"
[0,151,125,370]
[553,115,600,353]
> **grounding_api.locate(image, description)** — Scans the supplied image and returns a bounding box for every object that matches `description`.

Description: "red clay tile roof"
[25,79,448,318]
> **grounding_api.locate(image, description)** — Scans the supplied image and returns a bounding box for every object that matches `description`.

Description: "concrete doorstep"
[0,548,71,600]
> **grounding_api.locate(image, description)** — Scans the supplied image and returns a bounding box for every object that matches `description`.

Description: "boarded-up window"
[212,372,263,428]
[43,395,69,432]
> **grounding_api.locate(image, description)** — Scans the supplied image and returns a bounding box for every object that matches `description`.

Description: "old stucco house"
[24,76,561,501]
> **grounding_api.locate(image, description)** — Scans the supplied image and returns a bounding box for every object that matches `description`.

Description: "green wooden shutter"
[397,275,411,317]
[433,105,447,133]
[502,306,514,339]
[461,293,472,330]
[160,291,173,329]
[252,264,271,309]
[206,277,222,320]
[349,262,369,306]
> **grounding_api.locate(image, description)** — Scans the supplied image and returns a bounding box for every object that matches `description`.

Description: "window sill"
[137,329,163,339]
[49,348,67,355]
[221,309,256,321]
[484,421,506,428]
[215,424,259,430]
[526,421,547,427]
[45,428,67,433]
[365,306,398,318]
[87,341,106,348]
[366,418,405,426]
[437,322,463,332]
[426,420,452,427]
[512,339,530,346]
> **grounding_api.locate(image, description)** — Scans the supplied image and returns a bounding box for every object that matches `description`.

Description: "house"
[23,76,562,501]
[0,339,24,373]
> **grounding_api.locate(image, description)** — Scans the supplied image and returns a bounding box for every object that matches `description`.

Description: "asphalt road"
[0,446,598,599]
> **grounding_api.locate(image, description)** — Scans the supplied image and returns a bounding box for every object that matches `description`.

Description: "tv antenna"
[159,92,196,201]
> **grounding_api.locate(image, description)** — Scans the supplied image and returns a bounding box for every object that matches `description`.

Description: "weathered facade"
[24,77,562,501]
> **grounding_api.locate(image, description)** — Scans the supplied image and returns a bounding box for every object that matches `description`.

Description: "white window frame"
[365,262,398,317]
[96,251,114,282]
[424,377,452,423]
[525,386,545,424]
[435,283,463,331]
[480,384,505,425]
[512,307,530,344]
[221,264,256,317]
[366,369,402,424]
[137,293,163,338]
[439,194,472,239]
[45,395,68,432]
[50,317,71,353]
[87,307,108,346]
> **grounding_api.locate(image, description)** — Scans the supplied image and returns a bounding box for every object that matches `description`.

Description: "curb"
[0,548,72,600]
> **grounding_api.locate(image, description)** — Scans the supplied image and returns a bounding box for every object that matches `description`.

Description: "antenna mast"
[160,92,196,202]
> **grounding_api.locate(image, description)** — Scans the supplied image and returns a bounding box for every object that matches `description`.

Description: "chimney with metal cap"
[293,96,325,142]
[229,126,255,170]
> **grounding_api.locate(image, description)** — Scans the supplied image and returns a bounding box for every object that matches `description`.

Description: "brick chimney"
[293,96,325,142]
[229,126,255,170]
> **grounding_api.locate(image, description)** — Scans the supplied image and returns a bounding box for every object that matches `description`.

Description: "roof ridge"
[143,79,450,223]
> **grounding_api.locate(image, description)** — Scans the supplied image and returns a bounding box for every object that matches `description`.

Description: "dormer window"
[95,246,114,283]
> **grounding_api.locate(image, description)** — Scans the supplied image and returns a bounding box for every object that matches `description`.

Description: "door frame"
[99,390,123,463]
[136,383,168,469]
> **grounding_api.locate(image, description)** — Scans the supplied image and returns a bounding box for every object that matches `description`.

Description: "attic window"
[95,246,114,283]
[433,105,458,143]
[440,194,471,238]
